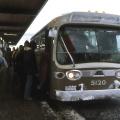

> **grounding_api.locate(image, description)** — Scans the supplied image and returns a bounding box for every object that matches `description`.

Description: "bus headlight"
[116,71,120,78]
[55,72,65,79]
[66,70,82,81]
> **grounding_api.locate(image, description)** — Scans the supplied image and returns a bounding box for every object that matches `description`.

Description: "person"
[11,47,18,72]
[0,49,8,96]
[11,47,16,64]
[11,47,18,96]
[0,49,8,68]
[23,40,36,100]
[15,45,25,98]
[30,41,38,98]
[5,47,12,67]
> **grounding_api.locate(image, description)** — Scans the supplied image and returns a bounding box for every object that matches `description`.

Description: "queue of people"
[0,40,38,100]
[15,40,38,100]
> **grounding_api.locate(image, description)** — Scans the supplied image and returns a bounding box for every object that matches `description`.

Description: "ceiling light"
[4,33,17,36]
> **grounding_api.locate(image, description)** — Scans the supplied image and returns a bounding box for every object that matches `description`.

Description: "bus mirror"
[48,28,57,38]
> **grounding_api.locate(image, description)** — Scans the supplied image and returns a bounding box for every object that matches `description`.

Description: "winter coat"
[15,50,24,74]
[23,47,37,75]
[0,50,8,68]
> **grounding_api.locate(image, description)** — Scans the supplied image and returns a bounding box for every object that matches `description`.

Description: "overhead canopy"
[0,0,47,45]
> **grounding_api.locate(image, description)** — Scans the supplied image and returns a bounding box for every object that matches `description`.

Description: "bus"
[31,12,120,101]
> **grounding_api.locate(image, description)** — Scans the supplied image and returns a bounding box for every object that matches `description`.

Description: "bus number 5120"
[91,80,107,86]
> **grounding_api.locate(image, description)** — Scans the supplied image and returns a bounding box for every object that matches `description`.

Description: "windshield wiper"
[59,34,75,68]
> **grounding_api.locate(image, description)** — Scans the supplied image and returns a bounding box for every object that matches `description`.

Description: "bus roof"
[48,12,120,27]
[31,12,120,40]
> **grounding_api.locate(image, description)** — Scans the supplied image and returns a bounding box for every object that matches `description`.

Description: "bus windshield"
[56,25,120,65]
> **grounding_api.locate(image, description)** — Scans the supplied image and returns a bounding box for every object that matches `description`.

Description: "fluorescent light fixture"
[4,33,17,36]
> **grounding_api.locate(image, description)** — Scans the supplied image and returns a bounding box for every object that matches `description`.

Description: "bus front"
[53,24,120,101]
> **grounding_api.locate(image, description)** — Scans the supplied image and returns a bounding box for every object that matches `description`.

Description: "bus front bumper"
[55,89,120,101]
